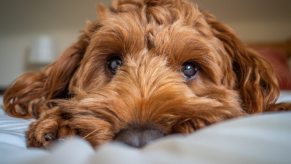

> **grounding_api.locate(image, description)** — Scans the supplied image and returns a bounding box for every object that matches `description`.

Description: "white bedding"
[0,92,291,164]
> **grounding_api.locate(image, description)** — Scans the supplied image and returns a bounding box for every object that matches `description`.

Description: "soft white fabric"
[0,93,291,164]
[277,90,291,103]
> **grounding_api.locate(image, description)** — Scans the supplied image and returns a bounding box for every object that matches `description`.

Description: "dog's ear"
[3,41,86,118]
[203,12,279,113]
[3,21,99,118]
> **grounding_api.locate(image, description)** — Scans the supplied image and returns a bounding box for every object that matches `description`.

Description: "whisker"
[83,128,99,139]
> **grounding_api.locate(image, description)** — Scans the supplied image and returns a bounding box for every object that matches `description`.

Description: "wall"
[196,0,291,42]
[0,0,290,87]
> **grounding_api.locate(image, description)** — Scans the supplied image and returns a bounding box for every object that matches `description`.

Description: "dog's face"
[4,0,280,148]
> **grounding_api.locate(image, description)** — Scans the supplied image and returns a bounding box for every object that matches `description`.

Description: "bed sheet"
[277,90,291,102]
[0,92,291,164]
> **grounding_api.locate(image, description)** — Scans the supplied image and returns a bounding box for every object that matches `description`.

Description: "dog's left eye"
[107,56,122,75]
[182,61,199,79]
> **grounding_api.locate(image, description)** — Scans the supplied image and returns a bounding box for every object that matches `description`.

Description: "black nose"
[114,127,164,148]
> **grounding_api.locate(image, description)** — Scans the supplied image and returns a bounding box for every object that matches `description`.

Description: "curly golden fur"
[3,0,291,148]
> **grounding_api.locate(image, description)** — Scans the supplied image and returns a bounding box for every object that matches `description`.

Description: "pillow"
[1,95,291,164]
[0,112,291,164]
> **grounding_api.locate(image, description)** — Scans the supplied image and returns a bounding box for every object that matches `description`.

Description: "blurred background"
[0,0,291,93]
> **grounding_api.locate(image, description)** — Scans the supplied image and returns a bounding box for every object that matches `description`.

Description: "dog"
[3,0,291,148]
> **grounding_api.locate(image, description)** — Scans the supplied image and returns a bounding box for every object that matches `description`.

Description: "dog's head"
[4,0,279,148]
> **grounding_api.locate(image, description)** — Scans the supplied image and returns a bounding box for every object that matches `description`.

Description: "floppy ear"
[203,12,279,113]
[3,21,99,118]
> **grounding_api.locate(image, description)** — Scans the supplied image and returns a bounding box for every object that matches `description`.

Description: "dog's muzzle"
[114,127,164,148]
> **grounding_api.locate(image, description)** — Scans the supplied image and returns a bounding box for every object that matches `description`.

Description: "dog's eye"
[107,56,122,75]
[182,61,199,79]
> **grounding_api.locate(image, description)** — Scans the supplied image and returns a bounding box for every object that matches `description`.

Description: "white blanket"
[0,93,291,164]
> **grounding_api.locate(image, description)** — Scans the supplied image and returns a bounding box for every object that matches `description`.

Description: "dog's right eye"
[107,56,123,75]
[182,61,199,80]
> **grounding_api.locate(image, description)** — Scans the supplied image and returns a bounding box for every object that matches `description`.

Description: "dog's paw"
[26,108,65,148]
[26,108,113,148]
[268,103,291,112]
